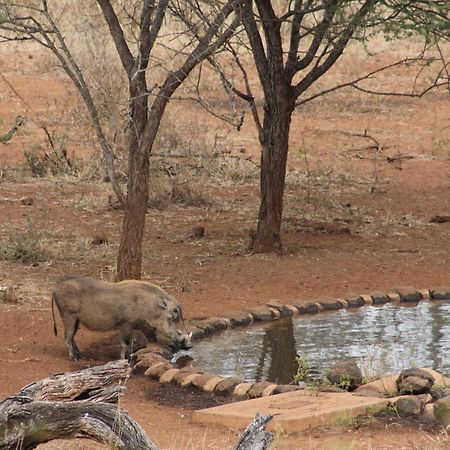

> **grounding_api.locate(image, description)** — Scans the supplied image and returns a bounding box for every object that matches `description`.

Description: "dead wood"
[0,360,157,450]
[0,360,273,450]
[234,413,274,450]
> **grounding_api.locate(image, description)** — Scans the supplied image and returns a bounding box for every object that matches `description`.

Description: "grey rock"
[326,359,362,391]
[396,368,434,395]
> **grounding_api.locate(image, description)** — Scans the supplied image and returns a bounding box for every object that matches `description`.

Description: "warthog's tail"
[51,292,58,336]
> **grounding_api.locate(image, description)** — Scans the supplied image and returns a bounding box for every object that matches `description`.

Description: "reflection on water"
[187,301,450,383]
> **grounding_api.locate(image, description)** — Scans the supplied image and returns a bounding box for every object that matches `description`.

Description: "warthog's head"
[154,299,192,351]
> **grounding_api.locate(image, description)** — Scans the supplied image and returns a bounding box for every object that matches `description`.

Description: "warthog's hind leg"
[62,315,81,360]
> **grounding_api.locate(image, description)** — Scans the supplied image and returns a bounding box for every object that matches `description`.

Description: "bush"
[2,217,46,264]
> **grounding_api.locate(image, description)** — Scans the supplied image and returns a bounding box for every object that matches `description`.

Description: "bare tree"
[229,0,449,252]
[0,0,241,279]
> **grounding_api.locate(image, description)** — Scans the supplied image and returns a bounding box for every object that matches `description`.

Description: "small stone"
[267,307,281,319]
[369,291,390,305]
[326,359,362,391]
[387,293,401,302]
[396,368,435,395]
[418,289,430,300]
[318,299,343,311]
[394,396,425,416]
[431,388,450,402]
[159,368,180,383]
[191,374,217,389]
[434,396,450,428]
[191,226,205,239]
[185,325,205,340]
[304,303,321,314]
[395,287,422,303]
[422,403,436,422]
[262,384,278,397]
[344,295,365,308]
[91,235,108,245]
[135,343,173,359]
[246,306,274,321]
[360,294,373,305]
[174,354,194,369]
[248,381,274,398]
[284,304,299,315]
[337,299,349,308]
[266,302,294,317]
[221,311,253,327]
[272,384,305,394]
[144,362,175,378]
[353,385,387,398]
[430,287,450,300]
[173,367,202,384]
[135,352,169,370]
[181,373,203,387]
[203,376,225,392]
[20,196,34,206]
[233,383,253,398]
[215,377,243,396]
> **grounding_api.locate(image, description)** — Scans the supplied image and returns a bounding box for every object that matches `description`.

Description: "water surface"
[187,301,450,384]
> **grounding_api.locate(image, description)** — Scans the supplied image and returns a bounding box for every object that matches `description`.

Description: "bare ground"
[1,43,450,449]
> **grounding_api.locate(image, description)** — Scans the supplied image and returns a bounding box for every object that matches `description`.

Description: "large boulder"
[326,359,362,391]
[396,368,434,395]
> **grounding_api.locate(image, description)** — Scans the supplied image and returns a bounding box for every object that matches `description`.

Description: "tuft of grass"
[1,216,46,264]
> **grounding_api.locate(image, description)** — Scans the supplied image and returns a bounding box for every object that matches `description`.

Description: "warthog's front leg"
[119,327,132,360]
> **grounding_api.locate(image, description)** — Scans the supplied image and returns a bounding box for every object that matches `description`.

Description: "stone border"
[135,286,450,399]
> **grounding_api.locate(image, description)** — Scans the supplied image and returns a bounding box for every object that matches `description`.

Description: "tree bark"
[250,96,294,252]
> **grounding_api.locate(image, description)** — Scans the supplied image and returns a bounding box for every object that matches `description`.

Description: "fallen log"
[0,360,273,450]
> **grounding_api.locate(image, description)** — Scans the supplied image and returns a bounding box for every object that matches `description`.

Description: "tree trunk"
[116,76,150,281]
[251,97,293,253]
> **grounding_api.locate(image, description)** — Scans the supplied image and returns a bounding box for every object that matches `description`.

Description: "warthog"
[52,275,192,360]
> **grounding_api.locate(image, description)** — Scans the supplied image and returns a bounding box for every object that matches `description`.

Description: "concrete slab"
[193,389,391,433]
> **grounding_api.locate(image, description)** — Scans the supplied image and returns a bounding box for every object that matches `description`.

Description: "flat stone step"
[193,389,391,433]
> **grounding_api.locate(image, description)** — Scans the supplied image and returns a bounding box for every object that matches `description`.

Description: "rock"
[159,368,180,383]
[203,376,225,392]
[191,226,205,239]
[318,299,343,311]
[296,303,321,314]
[353,385,387,398]
[215,377,243,396]
[144,362,175,378]
[233,382,253,398]
[247,306,275,321]
[430,215,450,223]
[344,295,365,308]
[135,343,173,359]
[265,301,294,317]
[191,374,217,390]
[134,352,169,370]
[173,367,202,384]
[188,317,228,335]
[20,196,34,206]
[395,287,422,303]
[326,359,362,391]
[431,388,450,402]
[434,396,450,428]
[248,382,274,398]
[394,396,425,416]
[396,368,434,394]
[174,354,194,369]
[430,287,450,300]
[221,311,253,327]
[91,235,108,245]
[272,384,305,394]
[185,325,205,340]
[369,291,390,305]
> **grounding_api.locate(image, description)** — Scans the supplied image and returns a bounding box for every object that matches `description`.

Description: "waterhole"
[187,301,450,384]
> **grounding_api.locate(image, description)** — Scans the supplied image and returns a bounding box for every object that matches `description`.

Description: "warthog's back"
[53,275,167,331]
